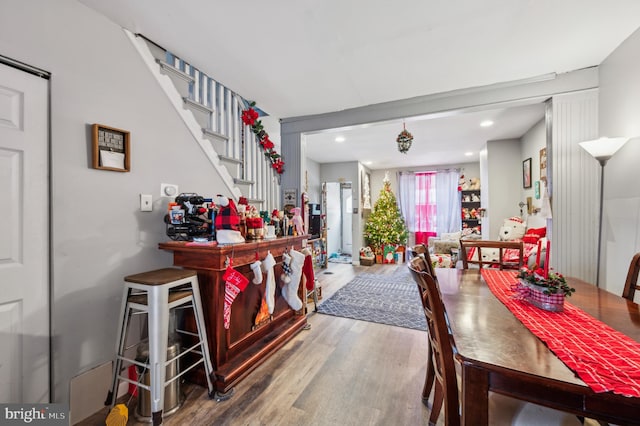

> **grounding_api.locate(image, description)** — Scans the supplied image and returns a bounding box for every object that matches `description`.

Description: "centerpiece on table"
[515,266,575,312]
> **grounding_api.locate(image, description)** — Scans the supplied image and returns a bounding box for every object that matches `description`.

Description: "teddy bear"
[458,174,469,191]
[469,177,481,190]
[499,216,526,241]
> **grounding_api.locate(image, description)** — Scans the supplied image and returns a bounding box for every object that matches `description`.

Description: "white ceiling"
[79,0,640,169]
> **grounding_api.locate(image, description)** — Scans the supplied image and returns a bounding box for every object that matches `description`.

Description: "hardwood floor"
[81,262,431,425]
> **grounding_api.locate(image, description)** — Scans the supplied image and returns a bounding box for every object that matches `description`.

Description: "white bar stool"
[105,268,215,425]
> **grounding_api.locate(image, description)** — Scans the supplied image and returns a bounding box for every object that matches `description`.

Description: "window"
[415,172,437,244]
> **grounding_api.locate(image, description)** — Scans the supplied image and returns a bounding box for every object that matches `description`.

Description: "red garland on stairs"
[241,102,285,174]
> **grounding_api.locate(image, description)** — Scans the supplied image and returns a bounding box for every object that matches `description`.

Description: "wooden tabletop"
[435,268,640,425]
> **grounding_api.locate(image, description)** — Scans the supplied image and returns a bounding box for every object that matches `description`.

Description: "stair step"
[218,155,242,165]
[202,128,228,154]
[234,178,254,194]
[156,59,194,99]
[183,98,214,129]
[234,178,254,185]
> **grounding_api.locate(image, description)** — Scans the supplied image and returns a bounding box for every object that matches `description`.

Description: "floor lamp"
[578,137,630,287]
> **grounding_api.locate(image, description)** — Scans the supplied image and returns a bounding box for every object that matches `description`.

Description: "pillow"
[522,227,546,244]
[441,231,461,241]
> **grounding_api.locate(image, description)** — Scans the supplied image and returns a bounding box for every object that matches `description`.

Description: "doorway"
[324,182,353,259]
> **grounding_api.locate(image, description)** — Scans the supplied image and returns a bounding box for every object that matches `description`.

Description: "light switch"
[140,194,153,212]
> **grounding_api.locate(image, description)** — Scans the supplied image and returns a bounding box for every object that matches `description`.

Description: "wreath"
[241,102,284,174]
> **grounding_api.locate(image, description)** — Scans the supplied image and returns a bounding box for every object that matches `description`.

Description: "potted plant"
[515,266,575,312]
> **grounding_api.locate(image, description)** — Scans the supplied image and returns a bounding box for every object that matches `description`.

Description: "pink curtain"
[415,172,437,245]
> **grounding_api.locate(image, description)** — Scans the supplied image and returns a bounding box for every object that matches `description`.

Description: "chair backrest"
[459,239,524,270]
[622,252,640,302]
[408,263,460,425]
[409,244,437,279]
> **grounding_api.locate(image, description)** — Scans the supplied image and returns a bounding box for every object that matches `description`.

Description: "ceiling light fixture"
[480,120,494,128]
[335,136,345,142]
[465,152,473,156]
[396,122,413,154]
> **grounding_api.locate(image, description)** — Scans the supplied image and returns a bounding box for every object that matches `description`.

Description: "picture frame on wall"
[523,157,532,189]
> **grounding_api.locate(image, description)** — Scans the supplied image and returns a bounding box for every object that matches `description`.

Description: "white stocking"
[262,252,276,314]
[250,259,263,284]
[281,249,304,311]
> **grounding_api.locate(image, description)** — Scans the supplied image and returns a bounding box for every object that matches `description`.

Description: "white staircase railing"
[126,31,281,211]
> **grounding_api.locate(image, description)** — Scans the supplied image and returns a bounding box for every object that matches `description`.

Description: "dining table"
[435,268,640,425]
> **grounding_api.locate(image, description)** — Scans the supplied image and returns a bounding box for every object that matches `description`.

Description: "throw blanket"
[482,269,640,398]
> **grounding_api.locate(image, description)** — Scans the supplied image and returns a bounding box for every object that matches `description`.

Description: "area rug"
[317,268,427,331]
[327,254,353,264]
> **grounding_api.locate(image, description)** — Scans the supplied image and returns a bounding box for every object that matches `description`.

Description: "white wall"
[1,0,230,407]
[520,119,548,229]
[304,157,321,204]
[484,139,522,238]
[598,27,640,297]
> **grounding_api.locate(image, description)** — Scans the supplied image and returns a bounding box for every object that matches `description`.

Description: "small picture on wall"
[523,157,532,189]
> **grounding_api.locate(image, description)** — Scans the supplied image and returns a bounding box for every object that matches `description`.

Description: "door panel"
[0,62,49,403]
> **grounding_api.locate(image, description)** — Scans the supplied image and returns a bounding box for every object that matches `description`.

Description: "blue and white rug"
[317,268,427,331]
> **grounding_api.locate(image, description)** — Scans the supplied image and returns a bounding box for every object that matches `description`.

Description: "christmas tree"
[364,173,408,252]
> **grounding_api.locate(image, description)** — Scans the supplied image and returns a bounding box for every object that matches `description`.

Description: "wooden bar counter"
[159,235,308,394]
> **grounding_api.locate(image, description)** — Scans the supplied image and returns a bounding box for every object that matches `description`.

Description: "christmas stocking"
[250,259,263,284]
[281,249,304,311]
[302,251,316,291]
[223,265,249,329]
[280,252,292,284]
[262,252,276,314]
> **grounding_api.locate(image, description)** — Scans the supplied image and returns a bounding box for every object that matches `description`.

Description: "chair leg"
[429,381,444,426]
[422,344,435,403]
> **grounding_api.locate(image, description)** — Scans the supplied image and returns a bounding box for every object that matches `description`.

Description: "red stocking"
[223,265,249,329]
[302,253,315,291]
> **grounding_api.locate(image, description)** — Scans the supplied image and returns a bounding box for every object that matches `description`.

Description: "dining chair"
[622,252,640,302]
[407,264,588,426]
[409,255,436,405]
[409,244,437,280]
[459,239,524,270]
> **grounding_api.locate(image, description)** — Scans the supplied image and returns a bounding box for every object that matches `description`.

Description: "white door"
[0,62,49,403]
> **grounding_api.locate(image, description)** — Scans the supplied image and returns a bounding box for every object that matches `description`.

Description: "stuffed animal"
[458,175,469,191]
[215,195,245,244]
[469,177,481,190]
[499,216,526,241]
[291,207,305,236]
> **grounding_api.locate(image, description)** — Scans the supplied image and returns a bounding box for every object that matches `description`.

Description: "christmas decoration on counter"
[223,263,250,329]
[363,173,409,259]
[396,122,413,154]
[291,207,305,236]
[242,101,285,174]
[215,194,245,244]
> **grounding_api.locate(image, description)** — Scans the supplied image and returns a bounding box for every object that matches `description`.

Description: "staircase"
[125,31,281,211]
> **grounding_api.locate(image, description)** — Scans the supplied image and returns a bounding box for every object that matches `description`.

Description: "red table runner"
[481,269,640,398]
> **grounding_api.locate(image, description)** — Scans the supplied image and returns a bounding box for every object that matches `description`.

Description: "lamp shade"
[579,137,629,164]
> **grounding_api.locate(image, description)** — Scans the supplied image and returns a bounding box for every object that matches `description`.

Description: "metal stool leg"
[147,285,170,425]
[190,281,215,395]
[106,287,133,407]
